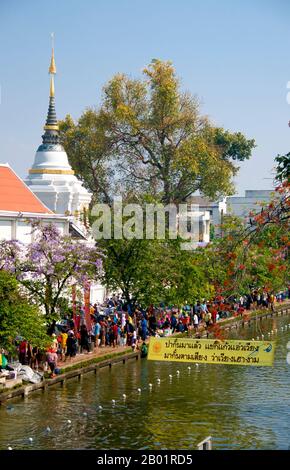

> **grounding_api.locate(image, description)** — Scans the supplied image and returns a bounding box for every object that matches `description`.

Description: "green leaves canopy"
[99,237,214,307]
[0,271,50,353]
[59,59,255,205]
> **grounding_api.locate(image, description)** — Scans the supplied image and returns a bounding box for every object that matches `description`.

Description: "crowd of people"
[2,287,289,378]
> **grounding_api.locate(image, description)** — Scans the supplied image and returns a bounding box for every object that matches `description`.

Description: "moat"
[1,314,290,450]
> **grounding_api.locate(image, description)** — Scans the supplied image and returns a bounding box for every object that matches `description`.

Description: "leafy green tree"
[58,60,255,306]
[58,60,258,306]
[100,237,213,307]
[59,112,114,204]
[0,271,50,353]
[60,59,255,205]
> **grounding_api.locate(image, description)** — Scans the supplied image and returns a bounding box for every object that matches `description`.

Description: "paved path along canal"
[1,313,290,450]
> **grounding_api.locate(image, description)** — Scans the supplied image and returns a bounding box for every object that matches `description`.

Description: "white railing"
[197,436,212,450]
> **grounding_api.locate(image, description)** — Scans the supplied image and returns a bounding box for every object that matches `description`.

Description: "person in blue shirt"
[108,298,115,307]
[177,320,184,332]
[141,317,147,341]
[170,314,177,332]
[94,322,101,348]
[113,312,118,324]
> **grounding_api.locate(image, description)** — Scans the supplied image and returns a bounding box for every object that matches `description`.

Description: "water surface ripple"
[1,315,290,450]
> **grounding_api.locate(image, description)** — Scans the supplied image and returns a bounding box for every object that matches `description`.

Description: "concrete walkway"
[57,344,132,370]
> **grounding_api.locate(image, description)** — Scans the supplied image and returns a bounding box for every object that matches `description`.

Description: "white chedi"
[26,152,91,221]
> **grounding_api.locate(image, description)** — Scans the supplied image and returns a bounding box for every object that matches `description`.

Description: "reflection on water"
[1,315,290,450]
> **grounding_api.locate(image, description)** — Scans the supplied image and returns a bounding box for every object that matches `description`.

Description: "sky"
[0,0,290,195]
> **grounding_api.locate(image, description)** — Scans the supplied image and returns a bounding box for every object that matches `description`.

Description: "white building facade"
[0,163,69,243]
[226,190,273,221]
[187,190,273,236]
[186,195,227,237]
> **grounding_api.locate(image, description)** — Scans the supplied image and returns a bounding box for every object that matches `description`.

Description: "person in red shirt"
[19,340,27,365]
[237,305,245,317]
[112,323,119,347]
[181,315,189,331]
[211,305,218,324]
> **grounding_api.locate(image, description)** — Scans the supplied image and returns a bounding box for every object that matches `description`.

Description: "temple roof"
[0,164,53,214]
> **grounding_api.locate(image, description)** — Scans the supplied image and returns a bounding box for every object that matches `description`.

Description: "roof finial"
[49,32,56,74]
[49,33,56,97]
[42,33,59,144]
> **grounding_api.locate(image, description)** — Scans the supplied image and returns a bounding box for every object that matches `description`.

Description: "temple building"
[0,44,117,304]
[25,45,91,238]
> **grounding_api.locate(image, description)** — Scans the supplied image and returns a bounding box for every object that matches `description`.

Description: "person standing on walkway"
[246,294,253,310]
[46,349,58,378]
[169,313,177,333]
[112,322,119,347]
[193,312,199,330]
[31,346,39,370]
[149,312,157,335]
[141,316,147,341]
[60,330,68,360]
[204,311,212,329]
[131,330,137,351]
[80,324,90,353]
[94,321,101,348]
[269,293,275,311]
[65,331,77,361]
[19,339,28,365]
[120,327,126,346]
[195,302,202,321]
[50,334,58,353]
[100,320,106,347]
[200,301,208,320]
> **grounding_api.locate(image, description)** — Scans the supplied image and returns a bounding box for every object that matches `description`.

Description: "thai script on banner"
[148,337,275,366]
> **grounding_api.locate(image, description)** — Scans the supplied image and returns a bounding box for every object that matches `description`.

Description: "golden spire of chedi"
[49,33,56,97]
[49,32,56,74]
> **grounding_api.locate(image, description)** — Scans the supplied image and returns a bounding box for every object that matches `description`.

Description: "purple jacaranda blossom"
[94,259,103,268]
[51,254,66,263]
[0,223,103,318]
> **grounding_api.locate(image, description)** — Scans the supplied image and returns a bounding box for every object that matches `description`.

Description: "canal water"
[1,314,290,450]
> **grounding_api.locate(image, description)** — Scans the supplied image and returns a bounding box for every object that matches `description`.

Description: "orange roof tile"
[0,165,52,214]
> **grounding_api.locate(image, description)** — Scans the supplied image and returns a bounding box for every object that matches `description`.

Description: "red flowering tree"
[197,176,289,300]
